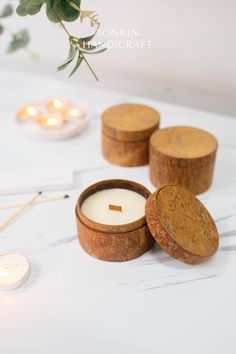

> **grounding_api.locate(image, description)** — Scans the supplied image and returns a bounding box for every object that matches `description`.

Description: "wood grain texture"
[76,179,154,262]
[145,185,219,264]
[102,133,150,167]
[149,126,218,194]
[102,103,160,167]
[102,103,160,142]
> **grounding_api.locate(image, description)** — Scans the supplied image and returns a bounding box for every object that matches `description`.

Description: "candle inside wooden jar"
[81,188,146,225]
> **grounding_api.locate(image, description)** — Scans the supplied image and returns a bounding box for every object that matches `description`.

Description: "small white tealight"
[36,114,64,129]
[0,253,31,291]
[16,105,41,120]
[46,98,68,112]
[64,106,86,121]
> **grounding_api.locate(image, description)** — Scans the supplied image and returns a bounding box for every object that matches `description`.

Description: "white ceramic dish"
[16,106,91,141]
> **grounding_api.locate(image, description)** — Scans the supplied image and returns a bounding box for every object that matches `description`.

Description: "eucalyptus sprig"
[0,1,106,80]
[57,23,106,79]
[0,3,30,53]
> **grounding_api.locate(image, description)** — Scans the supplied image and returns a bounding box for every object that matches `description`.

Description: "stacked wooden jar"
[101,103,218,195]
[75,103,219,265]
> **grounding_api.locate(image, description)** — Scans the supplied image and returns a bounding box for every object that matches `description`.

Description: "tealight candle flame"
[63,105,86,121]
[46,117,59,127]
[46,98,68,112]
[69,108,80,117]
[37,115,63,129]
[0,267,9,278]
[26,106,38,117]
[53,99,63,109]
[17,105,40,120]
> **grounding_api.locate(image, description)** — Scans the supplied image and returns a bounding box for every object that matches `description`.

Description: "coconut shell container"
[102,103,160,167]
[75,179,219,264]
[149,126,218,195]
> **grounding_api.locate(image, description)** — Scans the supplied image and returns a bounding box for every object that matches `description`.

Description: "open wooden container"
[150,126,218,195]
[76,180,154,262]
[102,103,160,167]
[75,179,219,264]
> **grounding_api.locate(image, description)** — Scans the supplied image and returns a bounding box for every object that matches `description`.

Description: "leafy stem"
[80,52,99,81]
[52,8,100,80]
[3,1,106,79]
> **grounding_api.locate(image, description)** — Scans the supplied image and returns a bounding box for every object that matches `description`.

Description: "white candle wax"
[0,253,31,291]
[81,188,146,225]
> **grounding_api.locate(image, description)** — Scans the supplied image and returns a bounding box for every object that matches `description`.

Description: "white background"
[0,0,235,116]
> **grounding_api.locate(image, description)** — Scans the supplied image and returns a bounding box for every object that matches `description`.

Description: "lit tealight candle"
[16,105,40,120]
[0,253,31,291]
[46,98,68,112]
[64,106,85,121]
[37,114,64,129]
[81,188,146,225]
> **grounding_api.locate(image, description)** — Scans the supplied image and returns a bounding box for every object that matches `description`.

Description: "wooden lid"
[150,126,218,159]
[102,103,160,142]
[145,185,219,264]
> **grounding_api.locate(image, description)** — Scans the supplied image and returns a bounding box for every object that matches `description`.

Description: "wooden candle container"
[75,179,155,262]
[149,126,218,194]
[75,180,219,264]
[145,185,219,264]
[102,103,160,167]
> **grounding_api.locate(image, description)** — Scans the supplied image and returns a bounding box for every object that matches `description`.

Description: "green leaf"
[45,0,57,21]
[0,24,4,34]
[46,0,81,23]
[76,24,100,44]
[80,47,107,55]
[16,0,45,17]
[57,43,77,71]
[69,53,83,77]
[0,4,13,18]
[7,29,30,53]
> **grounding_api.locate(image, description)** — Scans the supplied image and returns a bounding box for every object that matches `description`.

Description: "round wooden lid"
[150,126,218,159]
[145,185,219,264]
[102,103,160,142]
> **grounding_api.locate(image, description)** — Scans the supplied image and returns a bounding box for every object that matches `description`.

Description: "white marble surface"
[0,69,236,354]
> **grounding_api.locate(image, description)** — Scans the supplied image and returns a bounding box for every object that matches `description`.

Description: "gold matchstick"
[0,194,69,210]
[0,192,42,232]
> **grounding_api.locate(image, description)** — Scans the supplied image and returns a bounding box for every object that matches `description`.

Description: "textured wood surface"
[146,185,219,264]
[102,133,150,167]
[102,103,160,167]
[102,103,160,142]
[149,126,218,194]
[76,179,154,262]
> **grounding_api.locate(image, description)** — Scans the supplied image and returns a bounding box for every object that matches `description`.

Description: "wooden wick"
[109,204,122,212]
